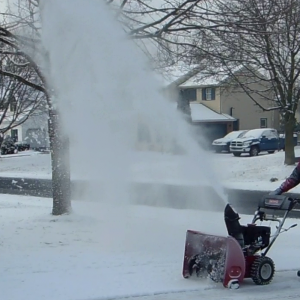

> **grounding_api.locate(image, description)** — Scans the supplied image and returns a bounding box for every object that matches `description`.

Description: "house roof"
[190,103,236,123]
[157,62,268,89]
[166,65,202,88]
[155,63,202,87]
[179,65,245,88]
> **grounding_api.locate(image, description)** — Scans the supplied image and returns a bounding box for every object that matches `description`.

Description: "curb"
[0,176,299,217]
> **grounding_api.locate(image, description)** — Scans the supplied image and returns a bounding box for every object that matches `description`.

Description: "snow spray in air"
[39,0,228,212]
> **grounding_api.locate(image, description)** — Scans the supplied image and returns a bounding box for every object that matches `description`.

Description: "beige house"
[173,67,280,143]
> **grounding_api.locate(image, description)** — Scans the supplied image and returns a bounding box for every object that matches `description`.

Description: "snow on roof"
[180,73,222,88]
[179,65,245,88]
[190,103,236,122]
[157,62,271,89]
[155,63,201,87]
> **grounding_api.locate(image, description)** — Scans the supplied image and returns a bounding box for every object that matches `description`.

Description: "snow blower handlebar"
[251,194,300,257]
[252,194,300,223]
[257,194,300,211]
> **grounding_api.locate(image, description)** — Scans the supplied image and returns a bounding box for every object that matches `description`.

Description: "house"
[0,106,49,150]
[0,82,50,150]
[168,65,280,144]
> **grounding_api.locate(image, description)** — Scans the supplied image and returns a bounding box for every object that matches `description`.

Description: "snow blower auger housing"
[182,194,300,289]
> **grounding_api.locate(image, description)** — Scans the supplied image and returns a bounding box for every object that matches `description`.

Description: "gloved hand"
[269,188,282,196]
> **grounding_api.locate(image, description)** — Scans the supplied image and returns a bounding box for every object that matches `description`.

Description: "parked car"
[212,130,248,153]
[278,133,298,150]
[230,128,280,157]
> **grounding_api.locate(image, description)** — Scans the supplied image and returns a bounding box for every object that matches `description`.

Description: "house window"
[260,118,267,128]
[11,129,18,142]
[178,88,196,114]
[202,88,215,101]
[180,88,197,101]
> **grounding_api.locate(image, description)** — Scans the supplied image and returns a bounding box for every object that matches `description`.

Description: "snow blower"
[182,194,300,289]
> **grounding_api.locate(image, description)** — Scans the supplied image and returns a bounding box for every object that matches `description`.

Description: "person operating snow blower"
[269,160,300,278]
[269,161,300,195]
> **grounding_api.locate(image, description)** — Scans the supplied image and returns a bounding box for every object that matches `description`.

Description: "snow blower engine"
[182,194,300,289]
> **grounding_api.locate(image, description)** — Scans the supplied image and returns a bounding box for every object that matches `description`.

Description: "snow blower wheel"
[250,256,275,285]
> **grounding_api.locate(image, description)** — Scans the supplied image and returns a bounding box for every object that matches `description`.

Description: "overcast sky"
[0,0,7,7]
[0,0,9,14]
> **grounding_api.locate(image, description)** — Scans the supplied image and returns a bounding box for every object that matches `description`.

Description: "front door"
[233,120,240,131]
[11,129,18,142]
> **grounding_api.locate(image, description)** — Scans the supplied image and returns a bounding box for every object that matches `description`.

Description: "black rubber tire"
[233,153,241,157]
[250,146,259,156]
[297,270,300,277]
[250,256,275,285]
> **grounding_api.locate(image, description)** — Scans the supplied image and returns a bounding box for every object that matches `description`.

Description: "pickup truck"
[230,128,280,157]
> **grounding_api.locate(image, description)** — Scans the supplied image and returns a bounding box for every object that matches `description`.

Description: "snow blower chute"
[182,194,300,289]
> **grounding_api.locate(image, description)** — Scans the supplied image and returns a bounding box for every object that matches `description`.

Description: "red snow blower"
[182,194,300,289]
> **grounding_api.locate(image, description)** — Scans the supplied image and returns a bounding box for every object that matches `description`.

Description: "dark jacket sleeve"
[279,161,300,193]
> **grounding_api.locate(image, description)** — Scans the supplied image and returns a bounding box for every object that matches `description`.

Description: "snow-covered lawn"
[2,194,300,300]
[1,147,299,193]
[214,147,300,193]
[0,150,52,179]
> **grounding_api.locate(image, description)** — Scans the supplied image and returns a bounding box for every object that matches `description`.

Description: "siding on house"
[169,65,281,132]
[220,84,280,130]
[1,112,49,148]
[197,87,221,113]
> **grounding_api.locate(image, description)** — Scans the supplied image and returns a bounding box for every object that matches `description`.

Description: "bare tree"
[108,1,280,65]
[0,0,71,215]
[107,0,222,69]
[0,40,46,135]
[193,0,300,165]
[0,75,45,137]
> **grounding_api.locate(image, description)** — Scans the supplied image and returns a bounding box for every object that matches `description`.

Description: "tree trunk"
[48,109,72,215]
[284,113,296,165]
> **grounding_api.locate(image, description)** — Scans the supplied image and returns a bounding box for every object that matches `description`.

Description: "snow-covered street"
[1,194,300,300]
